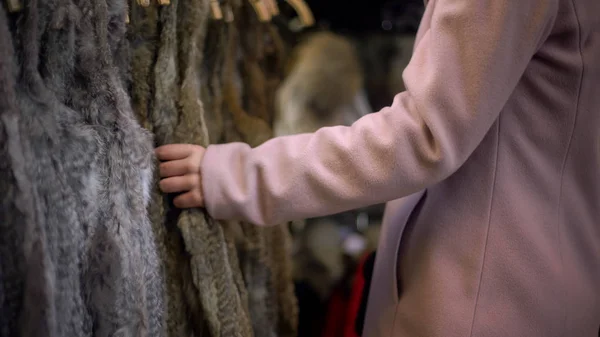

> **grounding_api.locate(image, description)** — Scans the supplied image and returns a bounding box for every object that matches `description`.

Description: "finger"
[173,190,204,208]
[158,174,199,193]
[155,144,196,161]
[159,159,198,177]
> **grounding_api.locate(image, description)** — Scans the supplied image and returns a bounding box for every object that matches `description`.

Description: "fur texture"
[0,6,29,336]
[265,226,298,337]
[151,0,180,146]
[258,22,298,337]
[3,0,298,335]
[128,0,256,336]
[9,0,98,334]
[226,9,277,337]
[200,17,227,144]
[237,2,270,124]
[66,0,165,334]
[1,0,166,335]
[262,24,287,130]
[128,0,159,131]
[221,0,271,147]
[173,0,253,335]
[238,4,298,336]
[274,31,368,136]
[219,3,298,336]
[204,10,257,332]
[129,1,197,335]
[130,0,207,335]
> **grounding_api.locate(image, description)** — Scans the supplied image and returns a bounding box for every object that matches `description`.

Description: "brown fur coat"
[127,0,297,336]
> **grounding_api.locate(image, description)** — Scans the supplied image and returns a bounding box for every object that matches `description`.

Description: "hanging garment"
[128,0,299,335]
[0,6,30,336]
[354,252,376,337]
[200,14,228,144]
[238,1,271,124]
[61,0,165,334]
[264,225,298,337]
[225,2,297,336]
[321,285,349,337]
[344,252,373,337]
[1,0,166,335]
[128,0,160,132]
[254,25,298,337]
[273,31,367,137]
[129,2,202,335]
[3,0,298,334]
[229,9,271,337]
[321,252,369,337]
[129,0,253,335]
[127,2,203,336]
[7,1,103,334]
[261,24,287,128]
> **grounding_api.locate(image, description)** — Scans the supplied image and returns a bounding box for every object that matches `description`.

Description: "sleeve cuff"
[200,143,246,220]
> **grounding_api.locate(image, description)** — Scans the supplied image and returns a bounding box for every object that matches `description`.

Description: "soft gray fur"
[61,0,166,335]
[0,6,30,336]
[9,0,99,334]
[2,0,297,335]
[1,0,166,335]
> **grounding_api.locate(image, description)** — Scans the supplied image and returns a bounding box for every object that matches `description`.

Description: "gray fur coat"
[0,0,165,335]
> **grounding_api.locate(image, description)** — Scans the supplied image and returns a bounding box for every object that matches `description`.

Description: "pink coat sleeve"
[201,0,558,226]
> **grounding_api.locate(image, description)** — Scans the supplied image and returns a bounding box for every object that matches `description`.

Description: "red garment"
[321,253,371,337]
[344,253,369,337]
[321,286,347,337]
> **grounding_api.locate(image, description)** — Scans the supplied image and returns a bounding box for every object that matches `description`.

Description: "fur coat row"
[127,0,297,335]
[1,0,297,336]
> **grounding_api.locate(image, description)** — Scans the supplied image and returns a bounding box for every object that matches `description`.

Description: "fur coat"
[0,0,165,335]
[1,0,298,335]
[128,0,296,336]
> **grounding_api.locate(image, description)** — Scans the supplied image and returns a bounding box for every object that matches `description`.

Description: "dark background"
[302,0,424,34]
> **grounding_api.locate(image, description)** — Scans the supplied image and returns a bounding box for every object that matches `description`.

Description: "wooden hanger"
[210,0,223,19]
[135,0,168,6]
[6,0,23,12]
[283,0,314,27]
[263,0,279,16]
[248,0,270,22]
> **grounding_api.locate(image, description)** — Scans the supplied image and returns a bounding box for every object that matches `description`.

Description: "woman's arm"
[202,0,558,225]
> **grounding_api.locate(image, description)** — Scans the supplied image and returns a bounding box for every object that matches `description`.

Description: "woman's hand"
[155,144,206,208]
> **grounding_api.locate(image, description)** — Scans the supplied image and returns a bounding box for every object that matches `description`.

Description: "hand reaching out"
[155,144,206,208]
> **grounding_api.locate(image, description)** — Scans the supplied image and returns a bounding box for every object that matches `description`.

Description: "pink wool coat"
[201,0,600,335]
